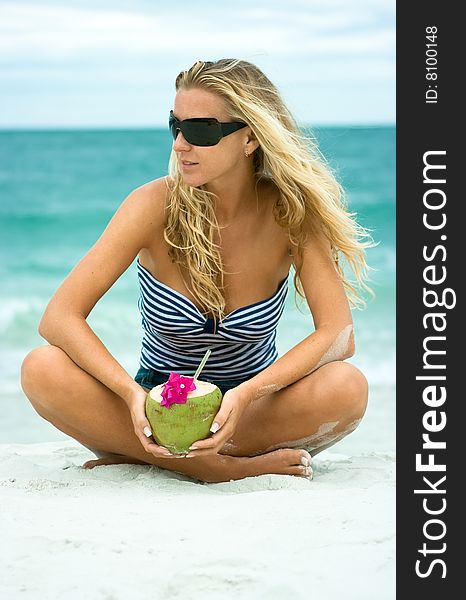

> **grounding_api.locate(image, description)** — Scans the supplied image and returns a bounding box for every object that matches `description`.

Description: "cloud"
[1,1,394,64]
[0,0,395,126]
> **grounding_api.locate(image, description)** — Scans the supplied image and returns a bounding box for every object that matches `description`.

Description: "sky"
[0,0,395,128]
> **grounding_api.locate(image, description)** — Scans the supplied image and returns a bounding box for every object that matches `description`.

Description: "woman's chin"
[180,174,207,188]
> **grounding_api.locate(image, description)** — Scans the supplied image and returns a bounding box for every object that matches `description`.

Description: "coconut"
[144,379,223,454]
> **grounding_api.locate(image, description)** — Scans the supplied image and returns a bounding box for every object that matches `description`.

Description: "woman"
[21,59,371,483]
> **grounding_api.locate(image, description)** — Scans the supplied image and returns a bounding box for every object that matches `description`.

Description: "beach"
[0,440,395,600]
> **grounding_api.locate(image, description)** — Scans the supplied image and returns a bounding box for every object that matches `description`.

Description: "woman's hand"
[182,384,253,458]
[126,386,175,458]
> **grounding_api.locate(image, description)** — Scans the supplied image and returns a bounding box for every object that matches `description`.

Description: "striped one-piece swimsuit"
[136,259,289,382]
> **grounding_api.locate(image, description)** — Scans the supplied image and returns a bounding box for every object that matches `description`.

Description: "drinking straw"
[193,349,212,381]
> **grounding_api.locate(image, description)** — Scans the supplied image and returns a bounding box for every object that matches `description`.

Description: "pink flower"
[160,372,197,408]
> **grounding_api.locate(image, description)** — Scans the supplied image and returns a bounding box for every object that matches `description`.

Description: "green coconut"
[145,380,223,454]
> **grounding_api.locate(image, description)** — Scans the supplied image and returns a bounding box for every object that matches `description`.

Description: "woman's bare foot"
[82,448,313,483]
[82,454,148,469]
[224,448,313,482]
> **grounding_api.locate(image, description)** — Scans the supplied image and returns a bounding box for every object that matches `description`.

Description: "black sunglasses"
[169,110,247,147]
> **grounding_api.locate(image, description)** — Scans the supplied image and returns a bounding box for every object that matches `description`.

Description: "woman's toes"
[290,464,313,479]
[300,464,313,479]
[299,450,313,466]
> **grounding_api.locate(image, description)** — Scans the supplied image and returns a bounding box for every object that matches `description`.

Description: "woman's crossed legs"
[20,345,368,483]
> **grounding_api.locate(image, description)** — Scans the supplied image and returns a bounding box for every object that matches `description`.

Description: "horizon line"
[0,122,396,132]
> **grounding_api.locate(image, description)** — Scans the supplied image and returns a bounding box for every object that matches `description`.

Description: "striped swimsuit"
[134,259,289,389]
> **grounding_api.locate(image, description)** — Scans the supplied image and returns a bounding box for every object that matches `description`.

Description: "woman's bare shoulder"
[38,176,173,325]
[138,175,173,194]
[126,176,171,233]
[133,176,171,209]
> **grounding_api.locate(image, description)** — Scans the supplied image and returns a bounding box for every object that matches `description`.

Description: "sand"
[0,440,395,600]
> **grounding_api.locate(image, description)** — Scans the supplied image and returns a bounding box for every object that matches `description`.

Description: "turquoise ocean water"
[0,127,395,452]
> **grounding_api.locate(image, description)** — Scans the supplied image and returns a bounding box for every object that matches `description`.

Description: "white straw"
[193,349,212,381]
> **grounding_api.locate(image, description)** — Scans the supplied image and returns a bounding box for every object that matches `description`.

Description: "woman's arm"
[38,177,167,406]
[240,227,355,402]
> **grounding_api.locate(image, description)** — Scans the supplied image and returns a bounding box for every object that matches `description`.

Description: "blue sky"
[0,0,395,128]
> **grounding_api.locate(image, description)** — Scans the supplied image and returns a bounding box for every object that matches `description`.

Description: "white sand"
[0,441,395,600]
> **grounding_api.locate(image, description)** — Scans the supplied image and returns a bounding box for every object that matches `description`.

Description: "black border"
[397,2,460,594]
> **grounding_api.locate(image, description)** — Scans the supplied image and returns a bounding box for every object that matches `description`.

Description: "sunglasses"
[169,110,247,147]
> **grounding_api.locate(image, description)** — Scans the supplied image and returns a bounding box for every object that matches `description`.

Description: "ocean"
[0,126,395,452]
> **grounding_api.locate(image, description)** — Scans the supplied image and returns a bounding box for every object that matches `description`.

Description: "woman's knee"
[330,361,368,418]
[21,345,68,396]
[314,361,368,421]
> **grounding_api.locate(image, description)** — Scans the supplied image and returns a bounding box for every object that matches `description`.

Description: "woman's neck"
[205,173,262,224]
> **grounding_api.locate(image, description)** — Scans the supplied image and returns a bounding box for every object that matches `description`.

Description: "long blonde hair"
[164,58,374,322]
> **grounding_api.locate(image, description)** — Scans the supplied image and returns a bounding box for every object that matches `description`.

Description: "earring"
[244,151,250,158]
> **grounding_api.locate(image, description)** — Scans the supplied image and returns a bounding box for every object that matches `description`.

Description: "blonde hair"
[164,58,375,323]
